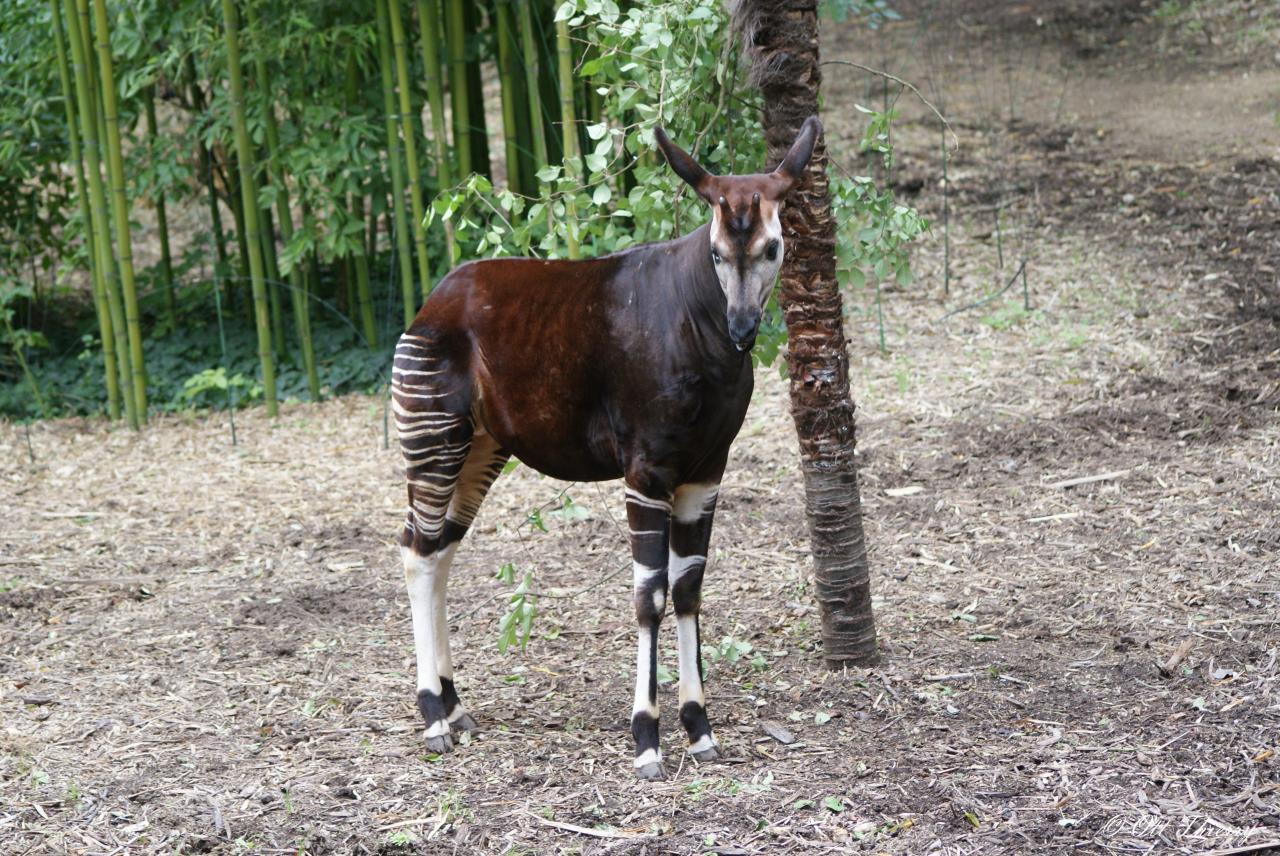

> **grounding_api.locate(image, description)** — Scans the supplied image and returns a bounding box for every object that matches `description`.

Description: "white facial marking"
[708,202,785,320]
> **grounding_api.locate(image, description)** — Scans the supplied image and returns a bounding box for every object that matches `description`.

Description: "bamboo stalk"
[518,0,553,233]
[376,0,418,327]
[442,0,471,178]
[295,198,322,402]
[185,56,230,281]
[50,0,118,419]
[367,174,381,262]
[555,16,580,259]
[495,0,523,194]
[415,0,456,264]
[220,0,278,416]
[342,49,379,347]
[70,0,135,428]
[500,0,537,197]
[245,4,318,399]
[259,201,287,357]
[461,0,490,178]
[387,0,434,300]
[89,0,147,422]
[143,85,176,330]
[226,149,253,296]
[93,27,136,424]
[352,217,377,347]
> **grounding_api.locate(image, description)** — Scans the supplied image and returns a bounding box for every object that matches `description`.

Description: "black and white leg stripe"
[625,487,671,779]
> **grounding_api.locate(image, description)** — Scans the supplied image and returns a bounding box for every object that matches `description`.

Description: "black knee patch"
[671,570,704,614]
[416,688,448,726]
[680,701,713,742]
[634,580,668,624]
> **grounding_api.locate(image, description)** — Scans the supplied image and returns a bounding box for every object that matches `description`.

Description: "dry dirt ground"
[3,2,1279,854]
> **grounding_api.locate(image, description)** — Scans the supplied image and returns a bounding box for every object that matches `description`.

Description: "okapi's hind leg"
[394,332,504,753]
[433,431,509,734]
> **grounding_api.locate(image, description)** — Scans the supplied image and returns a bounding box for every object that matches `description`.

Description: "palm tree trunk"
[89,0,147,422]
[735,0,877,666]
[50,0,119,419]
[220,0,278,417]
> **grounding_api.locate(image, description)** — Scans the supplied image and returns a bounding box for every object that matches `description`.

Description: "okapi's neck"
[661,223,745,364]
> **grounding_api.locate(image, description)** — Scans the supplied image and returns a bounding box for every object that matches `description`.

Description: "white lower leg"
[632,622,662,768]
[404,544,456,737]
[425,547,470,725]
[632,560,667,770]
[677,613,717,754]
[675,615,705,710]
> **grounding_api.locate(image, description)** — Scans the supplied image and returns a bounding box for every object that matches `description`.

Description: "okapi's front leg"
[624,485,672,780]
[670,482,721,761]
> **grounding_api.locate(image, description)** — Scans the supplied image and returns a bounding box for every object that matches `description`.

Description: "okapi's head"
[654,116,821,351]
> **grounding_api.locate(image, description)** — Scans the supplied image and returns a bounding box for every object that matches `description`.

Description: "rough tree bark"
[733,0,878,666]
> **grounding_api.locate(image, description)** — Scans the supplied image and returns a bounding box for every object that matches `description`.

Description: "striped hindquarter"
[393,332,508,753]
[625,481,722,780]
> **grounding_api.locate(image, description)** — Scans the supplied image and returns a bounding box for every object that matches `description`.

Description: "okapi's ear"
[773,115,822,185]
[654,126,713,203]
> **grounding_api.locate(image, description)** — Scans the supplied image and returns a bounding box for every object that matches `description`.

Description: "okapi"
[393,116,821,780]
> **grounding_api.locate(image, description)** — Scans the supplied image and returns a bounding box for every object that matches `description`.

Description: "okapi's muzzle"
[728,309,760,352]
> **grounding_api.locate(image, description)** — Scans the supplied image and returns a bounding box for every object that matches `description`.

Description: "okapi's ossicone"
[393,117,821,779]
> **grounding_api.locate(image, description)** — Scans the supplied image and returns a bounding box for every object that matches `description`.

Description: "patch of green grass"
[980,302,1042,331]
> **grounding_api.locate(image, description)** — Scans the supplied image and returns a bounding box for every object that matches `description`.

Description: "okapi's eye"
[711,250,722,265]
[765,239,779,261]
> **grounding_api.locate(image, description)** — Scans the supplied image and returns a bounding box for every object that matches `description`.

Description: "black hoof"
[424,732,454,754]
[635,761,666,781]
[451,712,478,733]
[690,744,721,763]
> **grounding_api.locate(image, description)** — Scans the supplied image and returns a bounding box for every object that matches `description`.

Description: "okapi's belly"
[476,393,623,483]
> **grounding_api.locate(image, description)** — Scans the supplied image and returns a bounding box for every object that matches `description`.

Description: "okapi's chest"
[425,252,754,486]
